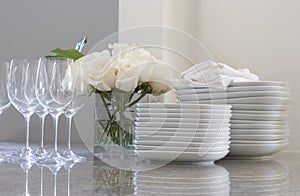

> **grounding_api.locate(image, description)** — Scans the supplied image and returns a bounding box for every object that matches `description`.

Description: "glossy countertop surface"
[0,143,299,196]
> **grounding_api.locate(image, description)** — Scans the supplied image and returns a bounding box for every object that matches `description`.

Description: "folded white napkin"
[179,60,259,88]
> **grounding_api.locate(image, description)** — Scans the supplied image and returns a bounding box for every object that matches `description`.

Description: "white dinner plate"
[136,103,231,110]
[231,104,289,111]
[177,91,289,101]
[183,97,291,105]
[136,108,231,114]
[231,110,287,115]
[134,140,231,147]
[229,81,288,87]
[135,122,231,129]
[228,143,288,157]
[230,134,289,141]
[136,112,232,119]
[174,85,289,94]
[230,119,287,125]
[136,150,229,162]
[231,139,288,144]
[230,129,289,135]
[136,131,230,138]
[135,117,230,124]
[135,127,230,133]
[135,135,230,143]
[231,113,288,121]
[231,124,288,129]
[134,142,231,151]
[134,145,229,152]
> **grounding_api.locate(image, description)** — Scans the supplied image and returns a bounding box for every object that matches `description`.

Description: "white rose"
[74,51,117,91]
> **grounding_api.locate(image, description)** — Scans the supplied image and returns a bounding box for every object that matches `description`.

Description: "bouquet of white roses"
[49,43,179,145]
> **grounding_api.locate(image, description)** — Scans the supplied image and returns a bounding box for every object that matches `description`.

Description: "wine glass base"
[7,147,37,163]
[35,148,50,159]
[37,151,66,165]
[63,150,86,163]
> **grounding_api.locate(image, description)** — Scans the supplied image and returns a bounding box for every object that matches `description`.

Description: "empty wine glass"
[0,61,10,115]
[0,61,10,162]
[36,58,74,164]
[63,74,89,162]
[7,59,39,161]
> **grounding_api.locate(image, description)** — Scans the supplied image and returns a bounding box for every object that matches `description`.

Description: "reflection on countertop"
[0,143,300,195]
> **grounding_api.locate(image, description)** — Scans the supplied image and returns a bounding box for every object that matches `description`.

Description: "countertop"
[0,143,299,196]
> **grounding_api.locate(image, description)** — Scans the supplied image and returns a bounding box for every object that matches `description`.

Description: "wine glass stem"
[24,114,31,150]
[67,116,73,150]
[53,115,60,152]
[40,116,46,148]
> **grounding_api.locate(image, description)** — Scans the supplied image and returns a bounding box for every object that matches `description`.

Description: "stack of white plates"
[220,160,289,195]
[134,103,232,163]
[134,164,230,196]
[175,81,291,159]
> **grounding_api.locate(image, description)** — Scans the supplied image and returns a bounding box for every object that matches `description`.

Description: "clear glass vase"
[94,89,137,157]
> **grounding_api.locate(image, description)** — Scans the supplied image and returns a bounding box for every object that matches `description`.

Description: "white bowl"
[231,104,289,111]
[134,145,229,153]
[231,124,288,129]
[230,139,288,144]
[230,119,287,125]
[231,113,288,121]
[229,81,289,87]
[136,108,231,114]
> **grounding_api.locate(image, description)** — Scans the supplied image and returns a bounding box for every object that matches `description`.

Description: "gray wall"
[0,0,119,144]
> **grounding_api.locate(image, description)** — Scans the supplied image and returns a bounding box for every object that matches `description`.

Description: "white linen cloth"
[179,60,259,88]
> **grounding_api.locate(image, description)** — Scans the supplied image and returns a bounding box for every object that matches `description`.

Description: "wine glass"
[36,58,74,164]
[63,74,89,162]
[0,61,10,162]
[0,61,10,115]
[7,59,39,162]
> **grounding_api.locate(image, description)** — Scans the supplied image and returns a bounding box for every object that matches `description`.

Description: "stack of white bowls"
[220,160,289,195]
[134,164,230,196]
[134,103,232,164]
[175,81,291,159]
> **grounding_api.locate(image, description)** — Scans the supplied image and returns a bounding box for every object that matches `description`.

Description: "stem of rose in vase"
[95,83,152,146]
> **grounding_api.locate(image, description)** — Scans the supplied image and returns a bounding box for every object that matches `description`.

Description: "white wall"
[119,0,300,152]
[0,0,119,144]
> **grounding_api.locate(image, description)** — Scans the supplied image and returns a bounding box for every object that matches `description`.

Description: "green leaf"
[50,48,84,60]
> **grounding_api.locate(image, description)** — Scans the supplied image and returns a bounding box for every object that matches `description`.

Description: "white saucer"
[230,119,287,125]
[134,145,229,152]
[231,139,288,144]
[135,135,230,143]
